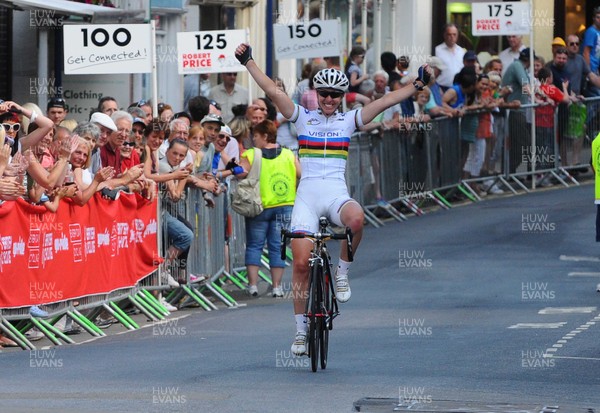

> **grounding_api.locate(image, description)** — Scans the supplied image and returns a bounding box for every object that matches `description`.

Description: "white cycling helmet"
[313,68,349,92]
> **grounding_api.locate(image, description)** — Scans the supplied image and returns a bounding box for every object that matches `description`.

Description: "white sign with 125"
[177,29,247,74]
[63,24,153,74]
[471,2,530,36]
[273,19,342,60]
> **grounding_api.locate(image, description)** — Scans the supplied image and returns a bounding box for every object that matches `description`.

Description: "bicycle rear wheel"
[320,259,331,369]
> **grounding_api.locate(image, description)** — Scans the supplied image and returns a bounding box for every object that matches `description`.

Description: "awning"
[0,0,146,22]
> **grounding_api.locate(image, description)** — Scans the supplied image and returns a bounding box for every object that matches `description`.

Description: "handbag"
[231,148,264,217]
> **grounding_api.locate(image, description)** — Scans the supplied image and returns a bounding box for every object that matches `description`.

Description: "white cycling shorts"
[290,179,358,233]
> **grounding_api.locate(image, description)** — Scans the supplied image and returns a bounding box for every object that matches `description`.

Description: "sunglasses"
[2,123,20,132]
[122,141,136,147]
[317,90,344,99]
[569,42,579,46]
[209,100,222,111]
[217,134,231,142]
[135,99,149,107]
[48,97,65,106]
[224,73,237,77]
[132,127,144,134]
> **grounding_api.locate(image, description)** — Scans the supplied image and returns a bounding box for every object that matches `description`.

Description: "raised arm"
[360,65,433,125]
[235,43,296,119]
[3,101,54,152]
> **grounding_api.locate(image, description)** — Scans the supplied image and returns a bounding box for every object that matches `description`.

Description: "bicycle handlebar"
[280,227,354,262]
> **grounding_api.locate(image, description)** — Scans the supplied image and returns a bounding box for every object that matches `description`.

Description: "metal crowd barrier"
[345,99,593,225]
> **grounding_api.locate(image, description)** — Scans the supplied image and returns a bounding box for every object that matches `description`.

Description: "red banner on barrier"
[0,193,159,308]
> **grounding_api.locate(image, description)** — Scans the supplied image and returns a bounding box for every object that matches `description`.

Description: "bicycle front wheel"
[309,262,322,372]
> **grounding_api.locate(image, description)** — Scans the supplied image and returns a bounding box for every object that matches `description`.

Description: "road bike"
[281,217,353,372]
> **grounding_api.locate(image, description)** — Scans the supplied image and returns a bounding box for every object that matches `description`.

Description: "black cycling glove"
[236,45,253,66]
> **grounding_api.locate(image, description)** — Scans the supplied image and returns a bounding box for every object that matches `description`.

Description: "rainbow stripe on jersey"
[298,135,350,160]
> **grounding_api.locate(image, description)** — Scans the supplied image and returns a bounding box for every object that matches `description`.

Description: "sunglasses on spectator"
[217,134,231,142]
[122,141,136,147]
[132,127,144,134]
[224,73,237,77]
[135,99,149,107]
[209,100,222,111]
[48,97,66,107]
[2,123,20,132]
[317,90,344,99]
[569,42,579,46]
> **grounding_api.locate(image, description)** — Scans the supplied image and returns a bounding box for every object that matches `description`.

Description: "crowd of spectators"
[2,15,598,345]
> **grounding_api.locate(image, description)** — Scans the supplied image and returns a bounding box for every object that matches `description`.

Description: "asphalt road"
[1,183,600,413]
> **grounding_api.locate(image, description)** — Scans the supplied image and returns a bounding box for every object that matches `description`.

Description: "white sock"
[337,258,351,277]
[295,314,307,333]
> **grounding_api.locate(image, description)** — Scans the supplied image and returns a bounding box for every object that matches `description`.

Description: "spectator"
[292,63,313,104]
[100,111,133,175]
[158,138,194,295]
[158,119,194,168]
[442,67,479,176]
[483,57,503,74]
[301,66,321,110]
[583,6,600,95]
[89,113,117,175]
[1,100,54,155]
[396,55,411,80]
[209,72,249,123]
[130,99,153,124]
[98,96,118,117]
[74,121,102,174]
[59,119,78,132]
[131,117,146,156]
[435,23,466,89]
[47,97,68,126]
[499,35,525,76]
[551,37,566,55]
[184,73,211,111]
[188,96,211,128]
[120,132,139,172]
[565,33,600,167]
[188,125,205,156]
[534,56,545,79]
[502,48,534,174]
[273,78,298,154]
[246,98,268,126]
[381,51,402,91]
[158,103,174,124]
[70,137,114,205]
[229,116,252,156]
[535,67,570,179]
[172,111,192,127]
[238,120,300,297]
[345,46,369,93]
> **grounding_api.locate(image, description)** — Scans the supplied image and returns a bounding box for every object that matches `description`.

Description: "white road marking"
[559,255,600,262]
[568,272,600,277]
[508,322,567,329]
[538,307,596,314]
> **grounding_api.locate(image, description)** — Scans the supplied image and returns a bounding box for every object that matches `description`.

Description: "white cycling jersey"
[290,104,363,182]
[288,104,364,233]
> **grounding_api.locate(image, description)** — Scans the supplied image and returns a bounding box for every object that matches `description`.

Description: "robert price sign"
[472,2,530,36]
[177,29,247,74]
[63,24,152,75]
[273,19,341,60]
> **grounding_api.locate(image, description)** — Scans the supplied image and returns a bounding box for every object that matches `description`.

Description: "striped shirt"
[290,104,363,182]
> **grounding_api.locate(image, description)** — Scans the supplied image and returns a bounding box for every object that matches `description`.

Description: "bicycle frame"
[281,216,353,372]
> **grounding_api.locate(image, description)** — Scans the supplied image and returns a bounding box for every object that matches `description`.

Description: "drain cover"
[352,398,590,413]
